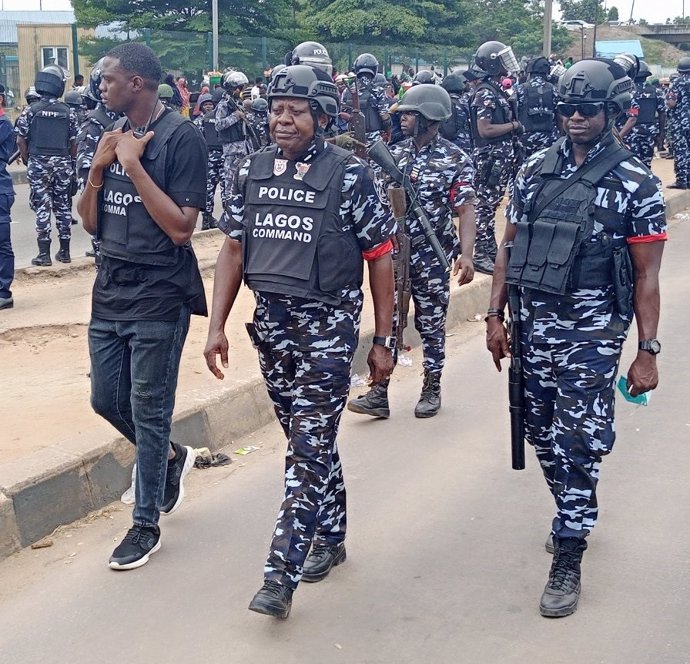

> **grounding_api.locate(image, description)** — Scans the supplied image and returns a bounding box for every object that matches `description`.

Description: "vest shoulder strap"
[88,107,112,129]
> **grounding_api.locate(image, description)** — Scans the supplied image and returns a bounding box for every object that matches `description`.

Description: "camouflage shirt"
[508,137,667,342]
[76,104,119,187]
[668,73,690,128]
[471,82,513,150]
[389,134,477,260]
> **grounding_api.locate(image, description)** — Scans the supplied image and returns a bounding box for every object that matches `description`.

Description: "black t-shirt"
[92,111,208,321]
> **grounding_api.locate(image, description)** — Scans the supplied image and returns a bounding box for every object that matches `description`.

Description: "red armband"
[627,232,667,244]
[363,239,393,261]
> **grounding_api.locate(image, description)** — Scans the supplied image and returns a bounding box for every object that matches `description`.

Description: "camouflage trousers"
[221,142,248,205]
[521,335,623,540]
[473,148,512,256]
[408,247,451,374]
[28,156,74,240]
[673,131,690,184]
[249,290,363,589]
[626,126,658,169]
[205,150,225,215]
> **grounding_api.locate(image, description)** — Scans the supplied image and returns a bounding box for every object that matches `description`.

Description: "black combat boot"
[302,542,347,583]
[668,181,689,189]
[55,238,71,263]
[415,370,441,418]
[248,580,293,619]
[31,239,52,266]
[473,242,495,275]
[539,537,587,618]
[346,382,390,418]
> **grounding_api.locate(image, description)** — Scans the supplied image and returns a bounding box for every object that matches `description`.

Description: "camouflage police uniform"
[215,94,248,204]
[342,78,390,147]
[624,85,666,168]
[194,111,226,217]
[15,98,78,241]
[388,135,476,375]
[515,75,559,159]
[507,139,666,541]
[668,72,690,185]
[246,109,270,148]
[471,81,515,263]
[219,138,394,589]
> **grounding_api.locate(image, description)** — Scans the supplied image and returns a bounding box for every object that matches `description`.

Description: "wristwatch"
[638,339,661,355]
[372,335,396,350]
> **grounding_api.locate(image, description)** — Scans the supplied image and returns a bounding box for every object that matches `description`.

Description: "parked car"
[560,20,595,30]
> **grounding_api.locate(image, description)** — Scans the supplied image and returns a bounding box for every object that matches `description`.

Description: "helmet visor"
[298,57,333,77]
[497,46,520,74]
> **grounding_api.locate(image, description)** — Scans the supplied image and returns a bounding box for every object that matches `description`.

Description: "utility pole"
[543,0,553,58]
[212,0,219,71]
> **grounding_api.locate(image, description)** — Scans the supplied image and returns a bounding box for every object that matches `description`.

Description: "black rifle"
[506,241,525,470]
[368,140,450,272]
[7,149,21,165]
[227,95,260,153]
[388,186,411,351]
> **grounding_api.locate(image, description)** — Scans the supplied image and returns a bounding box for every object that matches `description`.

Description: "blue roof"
[0,11,76,44]
[595,40,644,58]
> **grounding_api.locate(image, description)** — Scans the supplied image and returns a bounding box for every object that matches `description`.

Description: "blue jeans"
[88,306,191,527]
[0,193,15,299]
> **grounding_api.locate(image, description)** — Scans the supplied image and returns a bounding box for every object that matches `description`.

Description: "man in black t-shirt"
[77,43,208,571]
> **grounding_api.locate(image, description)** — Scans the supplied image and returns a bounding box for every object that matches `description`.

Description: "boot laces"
[548,550,581,592]
[421,373,440,397]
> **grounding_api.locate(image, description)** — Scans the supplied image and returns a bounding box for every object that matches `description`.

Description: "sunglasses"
[556,102,605,118]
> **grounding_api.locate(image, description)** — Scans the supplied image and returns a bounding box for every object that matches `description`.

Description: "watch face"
[650,340,661,354]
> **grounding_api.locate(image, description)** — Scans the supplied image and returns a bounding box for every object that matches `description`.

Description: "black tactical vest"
[439,94,461,141]
[88,106,113,130]
[216,99,243,144]
[28,100,70,157]
[518,82,555,133]
[243,144,363,304]
[506,137,632,294]
[470,81,511,148]
[636,87,658,124]
[99,111,188,266]
[359,87,384,132]
[202,112,223,150]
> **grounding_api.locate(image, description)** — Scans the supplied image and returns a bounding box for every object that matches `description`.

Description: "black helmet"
[396,84,452,121]
[412,70,436,85]
[527,56,551,76]
[441,72,467,93]
[558,58,633,113]
[635,61,652,81]
[25,86,40,104]
[678,57,690,73]
[251,97,268,113]
[35,64,67,98]
[290,41,332,77]
[267,64,339,118]
[87,58,105,103]
[211,87,225,104]
[64,89,82,107]
[613,53,640,80]
[222,70,249,91]
[474,41,519,77]
[198,92,214,108]
[353,53,379,78]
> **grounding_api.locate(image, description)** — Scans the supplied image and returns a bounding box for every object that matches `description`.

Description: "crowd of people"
[0,37,671,625]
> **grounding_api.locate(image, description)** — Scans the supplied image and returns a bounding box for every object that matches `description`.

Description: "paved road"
[0,218,687,663]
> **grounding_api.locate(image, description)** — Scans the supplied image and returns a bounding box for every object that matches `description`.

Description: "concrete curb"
[0,274,493,562]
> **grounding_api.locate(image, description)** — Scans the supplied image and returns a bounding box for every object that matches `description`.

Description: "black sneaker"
[109,525,161,570]
[302,542,347,583]
[248,580,293,619]
[160,444,196,515]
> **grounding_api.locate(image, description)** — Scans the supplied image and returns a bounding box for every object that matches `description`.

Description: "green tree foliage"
[559,0,606,24]
[607,6,619,21]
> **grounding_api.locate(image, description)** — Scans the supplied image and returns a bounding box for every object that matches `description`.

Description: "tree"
[607,6,619,21]
[559,0,606,24]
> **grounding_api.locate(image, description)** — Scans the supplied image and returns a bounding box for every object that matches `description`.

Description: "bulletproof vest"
[636,86,658,124]
[359,87,384,133]
[439,94,461,141]
[28,100,70,157]
[518,82,555,133]
[202,112,222,150]
[99,111,188,266]
[87,106,113,130]
[216,100,243,144]
[506,137,632,295]
[243,144,363,304]
[470,81,511,148]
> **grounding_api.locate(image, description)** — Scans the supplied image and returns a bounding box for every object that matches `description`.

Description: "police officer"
[65,89,87,126]
[486,59,666,618]
[16,65,78,266]
[194,90,224,229]
[412,70,436,86]
[470,40,522,275]
[0,83,16,310]
[247,96,270,147]
[204,64,395,619]
[666,57,690,188]
[348,84,476,419]
[515,56,559,159]
[78,42,207,570]
[619,61,666,168]
[342,53,392,147]
[76,58,121,261]
[440,71,473,154]
[215,70,250,203]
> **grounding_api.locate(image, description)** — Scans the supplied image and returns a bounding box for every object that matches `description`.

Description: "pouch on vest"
[519,84,555,133]
[636,93,657,124]
[360,88,384,133]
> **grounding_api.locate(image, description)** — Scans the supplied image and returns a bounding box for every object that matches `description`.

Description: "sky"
[0,0,684,26]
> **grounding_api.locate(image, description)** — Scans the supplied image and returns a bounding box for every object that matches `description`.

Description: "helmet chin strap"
[412,115,431,138]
